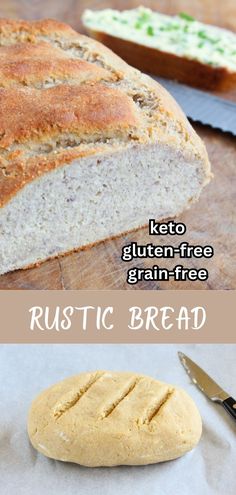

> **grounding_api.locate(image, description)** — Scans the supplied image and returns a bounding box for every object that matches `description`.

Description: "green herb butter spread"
[83,6,236,71]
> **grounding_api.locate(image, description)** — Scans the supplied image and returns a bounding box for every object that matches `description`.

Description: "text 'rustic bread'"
[28,370,202,467]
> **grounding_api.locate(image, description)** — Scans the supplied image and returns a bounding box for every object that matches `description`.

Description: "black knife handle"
[222,397,236,422]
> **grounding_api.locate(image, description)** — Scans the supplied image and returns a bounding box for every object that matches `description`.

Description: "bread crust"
[0,18,130,73]
[0,42,115,88]
[86,29,236,91]
[0,84,140,208]
[0,18,79,41]
[0,17,211,210]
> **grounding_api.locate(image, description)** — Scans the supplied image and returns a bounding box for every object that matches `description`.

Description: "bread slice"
[82,7,236,91]
[28,371,202,466]
[0,18,211,275]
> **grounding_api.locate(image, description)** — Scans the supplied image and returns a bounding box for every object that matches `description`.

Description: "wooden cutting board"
[0,0,235,290]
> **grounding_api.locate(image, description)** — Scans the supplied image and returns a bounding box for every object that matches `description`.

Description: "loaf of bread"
[28,371,202,467]
[83,6,236,90]
[0,19,211,275]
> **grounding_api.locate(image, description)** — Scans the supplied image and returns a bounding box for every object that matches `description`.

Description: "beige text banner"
[0,290,235,343]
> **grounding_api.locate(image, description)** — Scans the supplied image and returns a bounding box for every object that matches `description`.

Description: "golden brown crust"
[87,29,236,91]
[0,42,116,88]
[0,84,139,148]
[0,17,129,74]
[0,17,210,209]
[0,18,78,41]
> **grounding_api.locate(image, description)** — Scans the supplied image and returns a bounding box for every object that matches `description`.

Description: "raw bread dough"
[28,370,202,467]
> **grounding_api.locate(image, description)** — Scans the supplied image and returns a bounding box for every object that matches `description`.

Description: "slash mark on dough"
[143,389,174,425]
[53,372,104,419]
[101,377,140,419]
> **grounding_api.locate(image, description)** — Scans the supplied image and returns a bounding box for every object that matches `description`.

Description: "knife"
[149,75,236,136]
[178,352,236,422]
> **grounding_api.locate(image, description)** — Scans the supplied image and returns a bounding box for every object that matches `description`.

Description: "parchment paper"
[0,344,235,495]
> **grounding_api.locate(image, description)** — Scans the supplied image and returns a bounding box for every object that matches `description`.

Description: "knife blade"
[150,75,236,136]
[178,352,236,422]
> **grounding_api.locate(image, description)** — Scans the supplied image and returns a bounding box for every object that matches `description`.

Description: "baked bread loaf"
[28,371,202,467]
[0,18,211,275]
[83,7,236,91]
